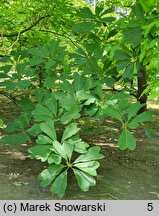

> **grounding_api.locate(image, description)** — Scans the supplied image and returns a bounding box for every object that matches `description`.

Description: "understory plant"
[30,120,104,197]
[0,74,153,196]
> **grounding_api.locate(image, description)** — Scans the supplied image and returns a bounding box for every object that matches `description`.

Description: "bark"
[137,67,147,114]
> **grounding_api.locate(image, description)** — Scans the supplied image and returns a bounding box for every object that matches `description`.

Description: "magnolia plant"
[29,120,104,197]
[0,33,154,197]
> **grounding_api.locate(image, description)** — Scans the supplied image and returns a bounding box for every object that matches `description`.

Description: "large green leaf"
[83,76,97,91]
[60,80,74,94]
[74,146,104,163]
[114,49,131,61]
[123,63,134,80]
[73,138,89,153]
[73,73,85,91]
[38,164,65,187]
[36,135,53,145]
[61,123,80,143]
[76,90,94,101]
[51,170,67,197]
[60,104,81,124]
[86,58,100,73]
[48,153,62,164]
[132,3,144,21]
[139,0,156,12]
[29,58,43,66]
[18,80,31,90]
[118,128,136,150]
[107,77,116,88]
[4,81,17,91]
[5,114,30,132]
[35,88,46,102]
[102,17,116,23]
[73,168,96,192]
[45,60,56,69]
[104,105,123,122]
[123,24,143,47]
[63,140,74,161]
[45,96,57,116]
[94,83,103,98]
[0,133,30,145]
[77,7,95,19]
[49,39,60,56]
[73,22,96,33]
[95,4,104,16]
[32,104,53,122]
[85,106,98,116]
[29,46,49,58]
[27,124,41,137]
[0,64,12,73]
[0,73,9,79]
[74,161,100,176]
[28,145,52,162]
[40,119,57,141]
[74,161,99,168]
[127,102,144,122]
[52,141,67,159]
[16,97,35,113]
[43,74,56,88]
[59,94,77,110]
[128,111,154,129]
[116,59,130,71]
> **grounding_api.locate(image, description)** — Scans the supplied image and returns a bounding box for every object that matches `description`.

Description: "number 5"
[147,203,153,211]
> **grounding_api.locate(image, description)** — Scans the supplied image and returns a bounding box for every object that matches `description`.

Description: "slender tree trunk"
[137,67,147,113]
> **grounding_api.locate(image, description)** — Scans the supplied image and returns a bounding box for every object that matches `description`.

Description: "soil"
[0,95,159,200]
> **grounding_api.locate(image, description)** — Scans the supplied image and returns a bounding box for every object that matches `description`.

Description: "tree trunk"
[137,67,147,114]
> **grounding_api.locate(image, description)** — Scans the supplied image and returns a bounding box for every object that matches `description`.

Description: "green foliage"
[139,0,158,12]
[123,24,143,48]
[1,113,31,145]
[103,99,154,150]
[118,128,136,150]
[61,123,80,143]
[73,22,97,33]
[1,133,30,146]
[114,49,134,80]
[0,119,3,127]
[29,119,104,197]
[0,0,157,198]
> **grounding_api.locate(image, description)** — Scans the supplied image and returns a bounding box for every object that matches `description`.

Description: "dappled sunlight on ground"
[2,149,29,160]
[147,99,159,110]
[94,142,118,147]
